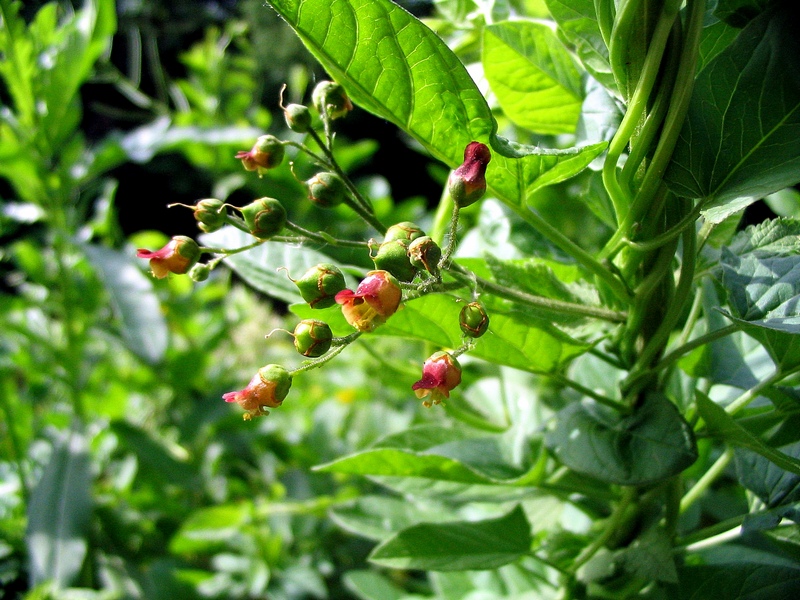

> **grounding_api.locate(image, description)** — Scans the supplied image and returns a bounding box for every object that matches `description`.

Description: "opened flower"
[136,236,200,279]
[223,364,293,420]
[448,141,491,207]
[335,270,401,332]
[235,134,285,173]
[412,351,462,407]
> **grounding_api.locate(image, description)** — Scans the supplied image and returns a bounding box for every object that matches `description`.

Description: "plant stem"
[551,373,630,413]
[283,221,370,248]
[679,447,733,513]
[0,373,30,505]
[570,487,637,573]
[725,367,799,415]
[655,324,738,372]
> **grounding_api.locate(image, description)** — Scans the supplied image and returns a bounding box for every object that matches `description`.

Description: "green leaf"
[169,504,250,555]
[110,421,199,487]
[483,21,583,134]
[331,496,457,542]
[266,0,605,212]
[544,0,616,93]
[343,570,405,600]
[545,393,697,485]
[83,244,168,365]
[665,4,800,216]
[697,19,740,72]
[202,226,358,305]
[696,391,800,476]
[717,219,800,369]
[368,505,532,571]
[26,427,92,587]
[734,442,800,508]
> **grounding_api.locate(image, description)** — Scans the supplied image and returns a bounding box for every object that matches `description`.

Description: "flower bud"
[373,239,417,282]
[407,236,441,278]
[235,134,285,173]
[241,197,287,239]
[136,236,201,279]
[459,301,489,338]
[312,80,353,120]
[384,221,425,244]
[293,319,333,357]
[335,270,402,332]
[223,364,293,420]
[194,198,226,233]
[189,263,211,282]
[448,141,491,208]
[284,103,312,133]
[412,351,462,407]
[307,172,348,208]
[294,263,347,309]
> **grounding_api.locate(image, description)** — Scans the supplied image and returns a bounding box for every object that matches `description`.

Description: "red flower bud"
[335,270,402,332]
[136,236,201,279]
[235,134,285,173]
[412,351,462,407]
[222,364,293,420]
[448,141,491,207]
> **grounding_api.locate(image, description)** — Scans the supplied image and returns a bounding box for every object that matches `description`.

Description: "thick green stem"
[679,447,734,513]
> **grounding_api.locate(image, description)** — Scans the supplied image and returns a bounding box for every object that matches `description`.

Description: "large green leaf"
[266,0,606,210]
[717,219,800,369]
[83,244,168,365]
[483,21,583,135]
[734,442,800,508]
[665,4,800,217]
[696,391,800,476]
[546,393,697,485]
[26,427,92,587]
[368,505,532,571]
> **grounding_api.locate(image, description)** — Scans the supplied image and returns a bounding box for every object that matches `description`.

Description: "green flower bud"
[373,239,416,282]
[312,80,353,120]
[459,301,490,338]
[293,319,333,357]
[384,221,425,243]
[295,263,347,309]
[188,263,211,282]
[236,134,285,172]
[241,197,287,239]
[194,198,226,233]
[407,236,441,277]
[307,172,347,208]
[284,103,312,133]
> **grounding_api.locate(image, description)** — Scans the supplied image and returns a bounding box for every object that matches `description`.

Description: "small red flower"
[222,364,293,421]
[412,351,462,407]
[335,270,402,332]
[136,236,200,279]
[448,141,491,207]
[235,134,285,173]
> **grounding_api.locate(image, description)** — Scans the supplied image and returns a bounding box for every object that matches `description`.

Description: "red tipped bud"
[412,351,462,407]
[459,301,489,338]
[384,221,425,243]
[284,103,312,133]
[293,319,333,357]
[448,141,491,207]
[136,236,200,279]
[373,239,417,282]
[294,263,347,309]
[312,81,353,120]
[235,134,285,173]
[194,198,226,233]
[307,172,347,208]
[335,270,402,332]
[241,197,287,239]
[222,364,293,420]
[407,236,441,278]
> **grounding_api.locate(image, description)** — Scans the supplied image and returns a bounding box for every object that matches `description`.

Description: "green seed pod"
[312,80,353,120]
[293,319,333,357]
[373,239,417,282]
[384,221,425,244]
[241,197,287,239]
[407,236,441,277]
[283,103,312,133]
[459,301,490,338]
[188,263,211,282]
[307,172,347,208]
[194,198,226,233]
[295,263,347,309]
